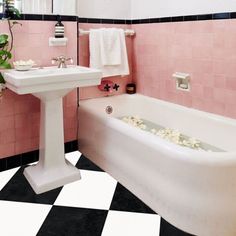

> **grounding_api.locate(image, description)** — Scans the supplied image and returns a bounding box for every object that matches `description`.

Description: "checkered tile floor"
[0,151,193,236]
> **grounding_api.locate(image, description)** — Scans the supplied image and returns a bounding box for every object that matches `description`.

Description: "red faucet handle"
[98,80,114,92]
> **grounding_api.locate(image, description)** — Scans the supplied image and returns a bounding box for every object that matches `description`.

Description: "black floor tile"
[160,218,195,236]
[76,155,104,172]
[109,183,156,214]
[0,166,62,205]
[37,206,108,236]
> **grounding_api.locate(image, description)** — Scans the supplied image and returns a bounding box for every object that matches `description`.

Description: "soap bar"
[179,84,188,89]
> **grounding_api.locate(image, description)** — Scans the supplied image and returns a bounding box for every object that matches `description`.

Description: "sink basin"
[3,65,102,94]
[3,65,102,194]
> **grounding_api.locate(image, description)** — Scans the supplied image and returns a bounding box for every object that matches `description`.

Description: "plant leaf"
[0,61,12,69]
[0,34,9,46]
[0,73,5,84]
[0,50,12,59]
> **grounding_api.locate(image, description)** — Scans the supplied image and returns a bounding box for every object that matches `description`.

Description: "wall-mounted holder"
[172,72,191,91]
[49,37,68,47]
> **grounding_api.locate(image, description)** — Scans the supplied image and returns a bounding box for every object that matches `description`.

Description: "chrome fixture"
[105,106,113,114]
[52,55,73,68]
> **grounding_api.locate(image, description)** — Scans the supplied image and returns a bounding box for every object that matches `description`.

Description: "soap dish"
[13,60,36,71]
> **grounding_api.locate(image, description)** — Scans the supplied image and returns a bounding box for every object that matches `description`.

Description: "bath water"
[119,116,224,152]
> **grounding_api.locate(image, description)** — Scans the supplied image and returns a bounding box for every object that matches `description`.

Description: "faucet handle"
[104,84,111,91]
[66,57,73,65]
[113,84,120,91]
[51,55,73,68]
[51,57,59,64]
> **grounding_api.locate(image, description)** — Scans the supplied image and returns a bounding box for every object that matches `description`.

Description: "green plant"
[0,34,12,83]
[0,0,21,84]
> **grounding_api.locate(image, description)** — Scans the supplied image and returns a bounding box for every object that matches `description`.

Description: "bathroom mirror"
[0,0,77,15]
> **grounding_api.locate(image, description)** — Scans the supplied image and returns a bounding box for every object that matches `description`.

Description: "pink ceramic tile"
[213,75,226,88]
[0,116,14,132]
[133,19,236,119]
[225,77,236,90]
[15,139,32,154]
[203,86,214,100]
[15,126,32,142]
[0,129,15,144]
[0,143,15,158]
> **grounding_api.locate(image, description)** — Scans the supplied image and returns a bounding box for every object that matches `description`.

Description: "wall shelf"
[49,37,68,47]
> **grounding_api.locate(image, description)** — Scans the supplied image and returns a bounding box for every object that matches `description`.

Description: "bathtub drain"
[106,106,113,114]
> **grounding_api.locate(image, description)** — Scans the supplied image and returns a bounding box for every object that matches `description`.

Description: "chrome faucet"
[51,55,73,68]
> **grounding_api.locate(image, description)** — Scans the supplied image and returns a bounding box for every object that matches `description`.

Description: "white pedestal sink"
[3,66,102,194]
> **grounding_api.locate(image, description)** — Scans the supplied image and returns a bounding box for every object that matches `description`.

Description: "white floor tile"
[0,200,52,236]
[0,167,20,191]
[65,151,82,166]
[102,210,161,236]
[54,170,117,210]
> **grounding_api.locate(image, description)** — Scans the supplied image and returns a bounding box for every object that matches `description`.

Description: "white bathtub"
[78,94,236,236]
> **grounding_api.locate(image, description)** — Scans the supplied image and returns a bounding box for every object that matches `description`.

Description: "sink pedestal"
[3,65,102,194]
[24,89,81,194]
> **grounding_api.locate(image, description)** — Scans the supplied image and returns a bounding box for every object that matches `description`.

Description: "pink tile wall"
[78,23,133,100]
[132,19,236,119]
[0,20,78,158]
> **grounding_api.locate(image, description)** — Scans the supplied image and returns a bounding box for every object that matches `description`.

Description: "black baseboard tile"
[0,140,78,172]
[0,158,7,172]
[6,155,22,170]
[64,140,78,153]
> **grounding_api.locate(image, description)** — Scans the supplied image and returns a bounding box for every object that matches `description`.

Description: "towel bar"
[79,28,135,36]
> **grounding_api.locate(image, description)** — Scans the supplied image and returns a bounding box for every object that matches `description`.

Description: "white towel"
[100,28,121,66]
[89,28,130,78]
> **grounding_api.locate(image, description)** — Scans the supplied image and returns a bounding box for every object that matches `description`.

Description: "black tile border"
[0,140,78,172]
[79,11,236,25]
[0,13,78,22]
[0,11,235,24]
[132,12,236,24]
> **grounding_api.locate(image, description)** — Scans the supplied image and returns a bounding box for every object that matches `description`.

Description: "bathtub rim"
[80,93,236,128]
[79,94,236,163]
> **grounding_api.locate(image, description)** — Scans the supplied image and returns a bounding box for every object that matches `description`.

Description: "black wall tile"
[159,17,172,23]
[43,14,58,21]
[113,19,126,24]
[213,13,230,20]
[87,18,102,23]
[197,14,213,21]
[172,16,184,22]
[24,14,43,21]
[150,18,160,23]
[184,15,198,21]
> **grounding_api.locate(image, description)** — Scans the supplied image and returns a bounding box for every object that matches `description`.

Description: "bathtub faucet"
[98,80,120,93]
